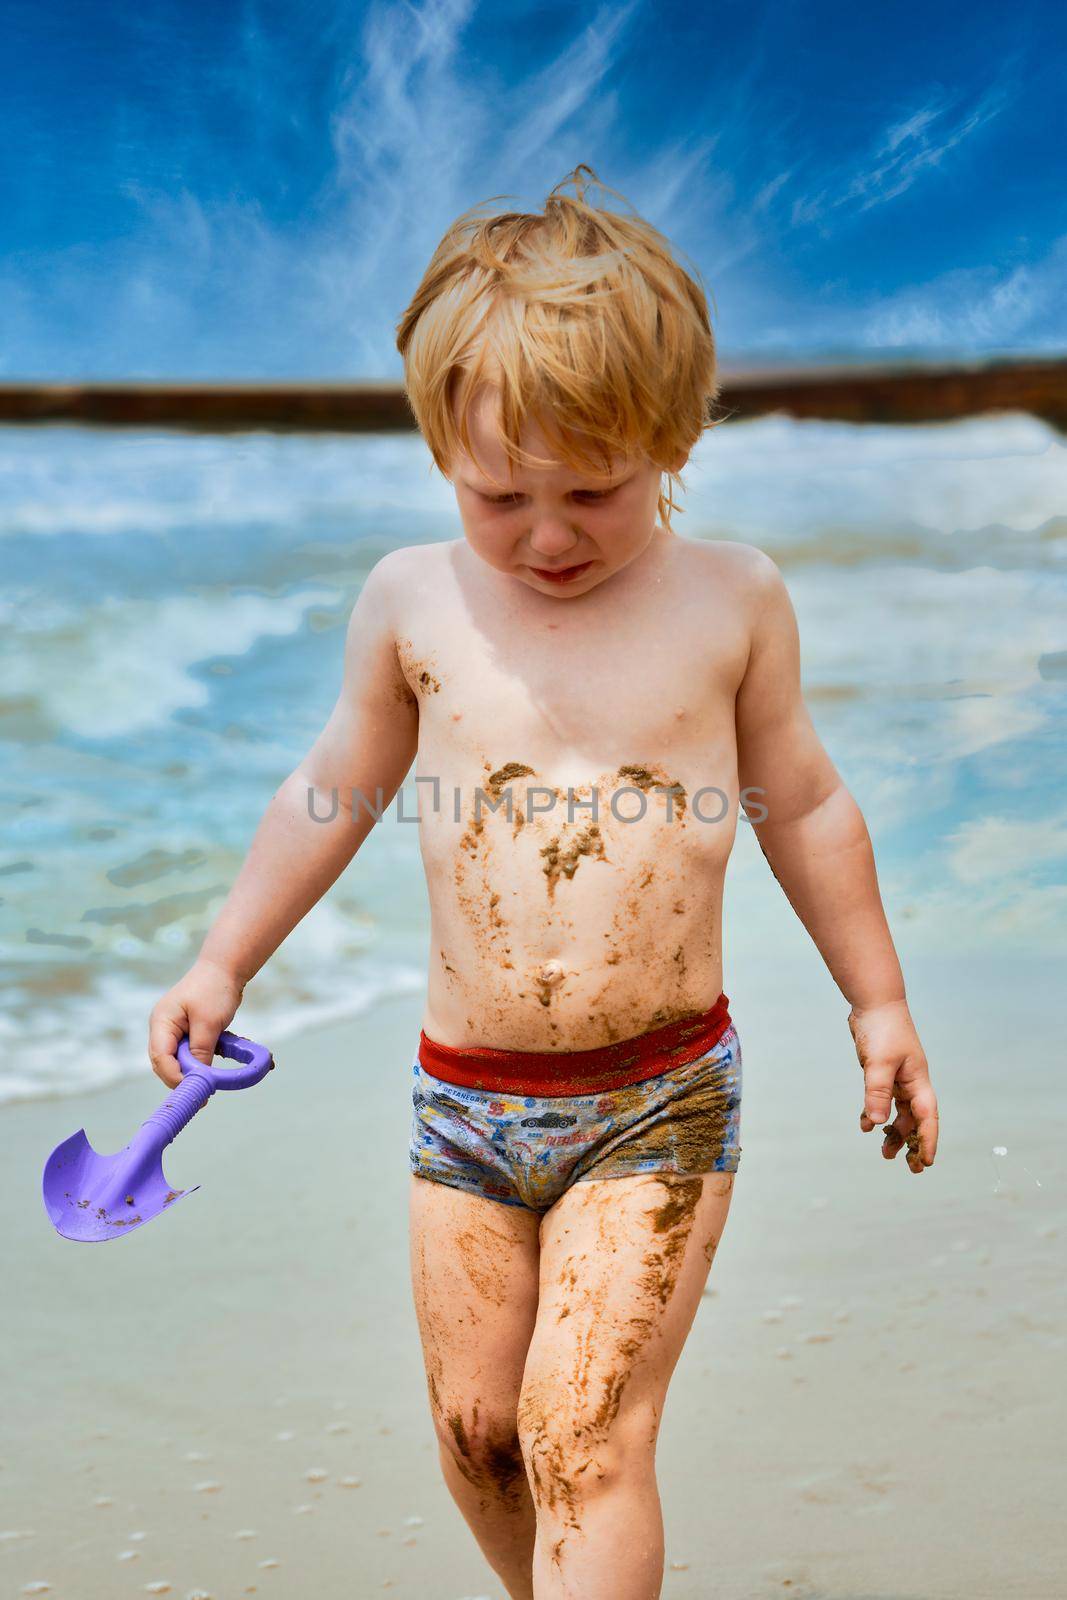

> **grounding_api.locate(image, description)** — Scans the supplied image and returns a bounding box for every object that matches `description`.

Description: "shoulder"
[357,541,455,618]
[363,541,448,589]
[675,541,798,693]
[675,536,788,613]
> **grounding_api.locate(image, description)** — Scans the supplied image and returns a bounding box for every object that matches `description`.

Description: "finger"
[148,1010,183,1089]
[859,1060,898,1131]
[902,1139,927,1177]
[188,1018,221,1070]
[877,1092,915,1158]
[881,1118,907,1160]
[888,1099,926,1174]
[906,1084,939,1168]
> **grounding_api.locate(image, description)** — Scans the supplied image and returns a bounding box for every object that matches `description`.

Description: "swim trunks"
[408,996,742,1212]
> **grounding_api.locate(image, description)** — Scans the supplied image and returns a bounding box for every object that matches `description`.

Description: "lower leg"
[437,1436,538,1600]
[529,1451,664,1600]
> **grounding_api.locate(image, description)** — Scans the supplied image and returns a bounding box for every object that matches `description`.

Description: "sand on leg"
[408,1172,542,1600]
[517,1170,735,1600]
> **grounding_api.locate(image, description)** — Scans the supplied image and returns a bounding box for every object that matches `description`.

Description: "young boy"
[149,166,938,1600]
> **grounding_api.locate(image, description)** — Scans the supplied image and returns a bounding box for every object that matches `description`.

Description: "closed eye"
[481,488,615,505]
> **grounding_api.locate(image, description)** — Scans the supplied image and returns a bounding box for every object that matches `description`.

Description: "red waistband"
[417,994,732,1096]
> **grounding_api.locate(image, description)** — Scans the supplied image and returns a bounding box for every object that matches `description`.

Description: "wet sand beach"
[3,949,1064,1600]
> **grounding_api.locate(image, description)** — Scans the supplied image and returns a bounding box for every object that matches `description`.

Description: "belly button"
[530,958,569,1009]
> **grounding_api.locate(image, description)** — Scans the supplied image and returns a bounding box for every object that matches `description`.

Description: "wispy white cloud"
[317,0,659,369]
[734,228,1067,355]
[882,104,942,153]
[844,85,1008,212]
[751,168,792,213]
[489,2,642,176]
[862,232,1067,350]
[0,2,1052,373]
[785,80,1011,230]
[0,0,669,376]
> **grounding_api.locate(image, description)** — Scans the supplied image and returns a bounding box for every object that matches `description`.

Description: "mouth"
[528,560,594,585]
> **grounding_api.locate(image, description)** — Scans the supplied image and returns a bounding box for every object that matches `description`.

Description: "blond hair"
[394,165,719,532]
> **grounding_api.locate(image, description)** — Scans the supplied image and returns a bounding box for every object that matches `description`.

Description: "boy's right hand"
[148,958,246,1089]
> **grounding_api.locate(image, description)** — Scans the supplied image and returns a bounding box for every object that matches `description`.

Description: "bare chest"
[396,558,748,786]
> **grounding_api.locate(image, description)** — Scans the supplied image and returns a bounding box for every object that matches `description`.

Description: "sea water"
[1,413,1065,1104]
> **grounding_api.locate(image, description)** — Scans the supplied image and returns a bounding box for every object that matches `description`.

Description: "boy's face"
[445,384,687,599]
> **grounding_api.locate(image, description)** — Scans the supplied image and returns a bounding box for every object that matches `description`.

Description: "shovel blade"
[42,1128,198,1243]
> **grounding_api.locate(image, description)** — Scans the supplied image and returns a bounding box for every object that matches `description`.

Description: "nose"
[527,515,581,560]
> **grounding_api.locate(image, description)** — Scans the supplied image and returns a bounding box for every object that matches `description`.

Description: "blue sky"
[2,0,1065,377]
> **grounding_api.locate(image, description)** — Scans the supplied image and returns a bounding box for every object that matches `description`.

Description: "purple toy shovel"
[42,1031,275,1242]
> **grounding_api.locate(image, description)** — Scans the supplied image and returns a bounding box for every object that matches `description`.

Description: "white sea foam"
[686,412,1067,543]
[791,562,1067,687]
[0,957,425,1109]
[0,429,450,538]
[0,587,337,739]
[1,413,1063,545]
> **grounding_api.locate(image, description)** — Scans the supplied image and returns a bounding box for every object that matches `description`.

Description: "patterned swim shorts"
[408,1017,742,1213]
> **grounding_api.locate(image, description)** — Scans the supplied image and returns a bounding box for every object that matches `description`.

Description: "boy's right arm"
[148,553,419,1085]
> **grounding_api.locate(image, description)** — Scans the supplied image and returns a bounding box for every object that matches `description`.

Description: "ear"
[666,448,690,473]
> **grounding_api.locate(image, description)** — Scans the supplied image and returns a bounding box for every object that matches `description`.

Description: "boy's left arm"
[734,552,939,1173]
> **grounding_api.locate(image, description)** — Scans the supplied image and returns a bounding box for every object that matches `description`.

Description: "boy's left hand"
[848,999,939,1173]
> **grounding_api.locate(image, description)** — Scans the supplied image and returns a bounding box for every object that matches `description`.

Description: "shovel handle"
[177,1030,275,1090]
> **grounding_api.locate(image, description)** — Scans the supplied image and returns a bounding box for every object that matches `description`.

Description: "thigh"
[409,1173,542,1447]
[518,1171,735,1470]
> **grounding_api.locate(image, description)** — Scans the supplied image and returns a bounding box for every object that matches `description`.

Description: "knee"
[516,1377,654,1514]
[431,1404,529,1502]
